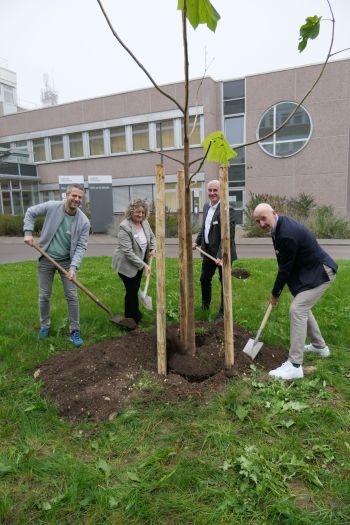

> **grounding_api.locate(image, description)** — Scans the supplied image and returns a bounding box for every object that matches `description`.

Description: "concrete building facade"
[0,58,349,222]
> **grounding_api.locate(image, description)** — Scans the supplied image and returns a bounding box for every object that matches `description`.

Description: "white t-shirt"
[204,201,219,244]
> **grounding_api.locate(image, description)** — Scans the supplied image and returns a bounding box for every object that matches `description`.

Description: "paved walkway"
[0,232,349,263]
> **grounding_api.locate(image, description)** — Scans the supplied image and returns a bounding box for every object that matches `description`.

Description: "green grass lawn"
[0,257,349,524]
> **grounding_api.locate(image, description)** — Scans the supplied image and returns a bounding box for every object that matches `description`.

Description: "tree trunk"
[177,170,189,350]
[155,164,167,374]
[183,140,196,356]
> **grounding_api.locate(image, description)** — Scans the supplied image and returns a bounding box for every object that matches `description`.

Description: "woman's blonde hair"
[125,198,149,220]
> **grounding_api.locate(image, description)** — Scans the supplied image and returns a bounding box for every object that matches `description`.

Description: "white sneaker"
[269,361,304,380]
[304,344,330,357]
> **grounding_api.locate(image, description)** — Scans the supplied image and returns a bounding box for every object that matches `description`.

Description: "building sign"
[88,175,113,233]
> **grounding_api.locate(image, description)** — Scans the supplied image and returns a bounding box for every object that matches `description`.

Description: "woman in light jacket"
[112,199,156,324]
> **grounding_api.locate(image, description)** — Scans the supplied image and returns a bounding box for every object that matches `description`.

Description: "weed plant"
[0,257,349,524]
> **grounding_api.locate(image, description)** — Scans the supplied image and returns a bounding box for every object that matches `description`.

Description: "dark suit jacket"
[272,215,338,297]
[195,202,237,262]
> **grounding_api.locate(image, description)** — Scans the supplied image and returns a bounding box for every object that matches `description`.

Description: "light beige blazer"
[111,219,156,277]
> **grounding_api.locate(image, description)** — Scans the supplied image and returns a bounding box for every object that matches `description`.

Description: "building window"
[32,138,46,162]
[223,79,245,115]
[181,115,201,146]
[229,164,245,188]
[69,133,84,158]
[165,183,177,211]
[110,126,126,154]
[3,85,15,104]
[50,135,64,160]
[113,186,130,213]
[130,185,153,202]
[132,123,149,151]
[156,120,174,149]
[257,102,312,157]
[89,129,104,156]
[225,115,244,146]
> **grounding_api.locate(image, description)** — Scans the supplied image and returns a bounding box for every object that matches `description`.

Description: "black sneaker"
[214,311,224,323]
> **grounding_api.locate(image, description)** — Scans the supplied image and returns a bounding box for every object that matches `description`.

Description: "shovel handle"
[195,246,219,264]
[254,303,273,344]
[142,255,153,295]
[31,242,112,316]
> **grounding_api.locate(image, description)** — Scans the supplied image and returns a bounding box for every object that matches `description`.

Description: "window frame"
[256,101,313,158]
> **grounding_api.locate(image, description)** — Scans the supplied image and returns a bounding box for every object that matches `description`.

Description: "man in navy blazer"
[253,203,337,380]
[193,180,237,321]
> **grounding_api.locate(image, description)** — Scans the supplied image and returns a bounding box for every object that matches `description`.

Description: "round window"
[257,102,312,158]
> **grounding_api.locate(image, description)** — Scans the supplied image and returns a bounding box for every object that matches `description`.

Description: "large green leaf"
[202,131,237,165]
[177,0,220,32]
[298,15,321,52]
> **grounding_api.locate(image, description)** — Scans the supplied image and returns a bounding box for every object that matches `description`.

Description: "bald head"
[207,179,220,205]
[253,203,277,232]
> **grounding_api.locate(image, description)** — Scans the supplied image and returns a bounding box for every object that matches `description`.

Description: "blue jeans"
[38,257,80,332]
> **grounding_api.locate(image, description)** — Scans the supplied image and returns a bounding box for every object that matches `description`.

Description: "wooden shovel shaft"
[195,245,220,264]
[31,242,112,316]
[142,255,153,296]
[254,303,273,344]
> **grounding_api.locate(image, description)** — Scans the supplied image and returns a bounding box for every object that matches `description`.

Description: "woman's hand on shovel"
[144,263,151,276]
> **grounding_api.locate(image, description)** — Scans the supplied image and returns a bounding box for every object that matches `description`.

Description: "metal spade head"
[243,338,264,360]
[109,315,137,330]
[140,292,152,310]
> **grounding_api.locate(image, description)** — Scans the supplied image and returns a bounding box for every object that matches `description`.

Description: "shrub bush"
[0,214,44,236]
[148,210,199,238]
[243,192,289,237]
[243,192,350,239]
[305,206,350,239]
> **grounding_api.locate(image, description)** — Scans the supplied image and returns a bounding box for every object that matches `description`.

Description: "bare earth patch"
[34,322,288,422]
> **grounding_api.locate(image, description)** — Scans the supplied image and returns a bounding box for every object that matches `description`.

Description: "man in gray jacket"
[23,184,90,346]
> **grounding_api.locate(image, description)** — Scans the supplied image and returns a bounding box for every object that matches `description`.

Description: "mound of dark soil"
[232,268,251,279]
[33,322,288,422]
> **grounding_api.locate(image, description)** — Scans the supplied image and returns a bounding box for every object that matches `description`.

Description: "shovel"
[195,246,235,276]
[31,242,137,330]
[140,256,153,310]
[243,303,273,359]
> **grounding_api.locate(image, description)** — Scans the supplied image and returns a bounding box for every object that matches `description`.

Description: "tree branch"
[235,0,335,151]
[142,149,184,166]
[330,47,350,57]
[96,0,184,114]
[182,3,190,144]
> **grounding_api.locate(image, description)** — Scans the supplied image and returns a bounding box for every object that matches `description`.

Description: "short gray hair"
[125,198,150,220]
[66,183,85,194]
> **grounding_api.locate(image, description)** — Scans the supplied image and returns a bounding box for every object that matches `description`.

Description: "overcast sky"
[1,0,350,109]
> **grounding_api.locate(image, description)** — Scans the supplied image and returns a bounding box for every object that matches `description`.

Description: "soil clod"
[232,268,251,280]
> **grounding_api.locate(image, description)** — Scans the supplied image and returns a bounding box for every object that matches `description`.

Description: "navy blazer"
[196,202,237,262]
[272,215,338,297]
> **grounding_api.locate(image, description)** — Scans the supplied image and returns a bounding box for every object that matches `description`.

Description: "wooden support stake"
[177,171,188,349]
[155,164,167,375]
[219,166,234,368]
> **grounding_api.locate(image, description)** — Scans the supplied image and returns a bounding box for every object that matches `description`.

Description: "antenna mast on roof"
[41,73,58,106]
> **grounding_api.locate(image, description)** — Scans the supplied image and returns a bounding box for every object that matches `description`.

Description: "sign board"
[88,175,113,233]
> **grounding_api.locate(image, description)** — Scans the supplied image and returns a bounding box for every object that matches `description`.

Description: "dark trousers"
[118,270,144,324]
[200,256,223,312]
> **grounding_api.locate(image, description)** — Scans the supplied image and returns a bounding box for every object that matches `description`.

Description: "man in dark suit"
[193,179,237,321]
[254,203,338,380]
